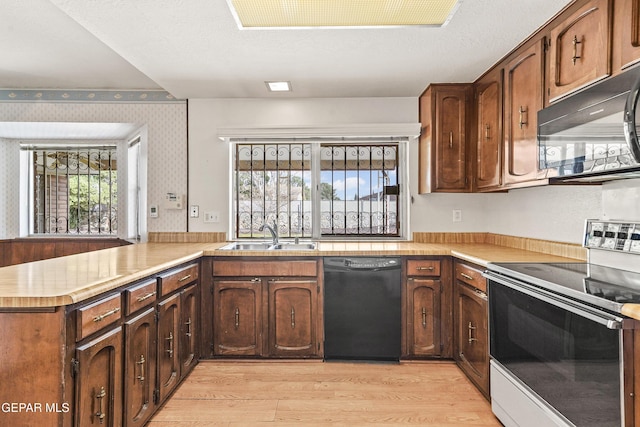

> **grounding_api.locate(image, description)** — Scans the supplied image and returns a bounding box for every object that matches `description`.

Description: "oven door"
[487,272,635,427]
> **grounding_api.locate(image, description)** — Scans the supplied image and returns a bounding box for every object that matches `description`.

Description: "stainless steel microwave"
[538,66,640,183]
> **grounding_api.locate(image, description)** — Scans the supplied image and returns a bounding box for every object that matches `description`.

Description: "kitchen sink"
[219,242,274,251]
[271,242,317,251]
[219,241,317,251]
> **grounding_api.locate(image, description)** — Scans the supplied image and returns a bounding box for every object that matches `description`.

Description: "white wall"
[187,97,418,236]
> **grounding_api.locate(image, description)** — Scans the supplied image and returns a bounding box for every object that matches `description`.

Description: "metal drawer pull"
[136,291,156,302]
[136,354,145,384]
[421,307,427,328]
[166,332,174,358]
[449,131,453,148]
[185,317,192,337]
[572,35,582,65]
[460,272,474,281]
[291,308,296,329]
[95,386,106,424]
[93,307,120,322]
[518,106,528,128]
[234,308,240,329]
[468,322,477,344]
[177,274,192,283]
[416,266,434,271]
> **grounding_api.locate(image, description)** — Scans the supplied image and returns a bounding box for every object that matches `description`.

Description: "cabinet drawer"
[158,263,199,296]
[213,260,318,277]
[406,259,441,277]
[76,293,122,341]
[455,262,486,293]
[124,279,157,315]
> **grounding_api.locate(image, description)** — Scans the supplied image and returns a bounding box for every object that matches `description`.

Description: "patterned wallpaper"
[0,97,188,239]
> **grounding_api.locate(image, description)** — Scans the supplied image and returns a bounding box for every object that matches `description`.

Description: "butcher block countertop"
[0,234,588,309]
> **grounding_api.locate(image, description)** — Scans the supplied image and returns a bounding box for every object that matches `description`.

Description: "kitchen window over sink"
[232,141,403,239]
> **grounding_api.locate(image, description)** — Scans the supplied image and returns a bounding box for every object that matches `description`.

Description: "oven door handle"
[485,272,627,330]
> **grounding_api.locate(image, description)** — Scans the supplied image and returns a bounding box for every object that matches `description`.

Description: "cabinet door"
[434,86,469,192]
[213,280,263,356]
[124,308,157,427]
[75,327,123,427]
[475,67,503,191]
[455,281,489,398]
[268,279,319,357]
[157,293,181,402]
[548,0,611,101]
[504,39,545,186]
[180,284,199,376]
[616,0,640,69]
[406,278,441,357]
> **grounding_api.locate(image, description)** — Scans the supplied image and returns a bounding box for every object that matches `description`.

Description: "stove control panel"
[584,220,640,253]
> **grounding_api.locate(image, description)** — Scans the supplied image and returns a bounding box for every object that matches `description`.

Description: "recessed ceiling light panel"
[228,0,461,29]
[266,81,292,92]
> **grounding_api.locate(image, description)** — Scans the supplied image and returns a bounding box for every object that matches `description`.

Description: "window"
[24,145,118,235]
[233,141,401,239]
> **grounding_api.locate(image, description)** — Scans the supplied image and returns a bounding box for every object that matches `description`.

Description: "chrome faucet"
[259,220,279,245]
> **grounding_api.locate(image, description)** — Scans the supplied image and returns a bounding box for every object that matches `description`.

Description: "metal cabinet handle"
[416,266,434,271]
[136,354,145,384]
[291,307,296,329]
[468,321,477,344]
[421,307,427,328]
[234,308,240,329]
[165,332,174,358]
[485,124,491,140]
[136,291,156,302]
[185,317,192,337]
[178,274,192,283]
[95,386,106,424]
[449,131,453,148]
[572,35,582,65]
[460,272,474,281]
[518,106,528,129]
[93,307,120,323]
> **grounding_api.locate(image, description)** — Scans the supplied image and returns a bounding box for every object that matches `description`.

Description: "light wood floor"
[148,361,501,426]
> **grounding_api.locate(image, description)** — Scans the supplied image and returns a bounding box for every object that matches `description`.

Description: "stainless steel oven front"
[486,271,636,427]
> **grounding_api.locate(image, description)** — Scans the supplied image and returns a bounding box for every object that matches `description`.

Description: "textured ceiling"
[1,0,573,99]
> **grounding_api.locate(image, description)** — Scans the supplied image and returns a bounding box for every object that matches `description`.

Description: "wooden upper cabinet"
[418,84,472,193]
[474,67,503,191]
[547,0,612,102]
[504,38,546,186]
[614,0,640,70]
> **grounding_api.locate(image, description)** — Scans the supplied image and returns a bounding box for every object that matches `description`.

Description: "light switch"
[204,211,220,223]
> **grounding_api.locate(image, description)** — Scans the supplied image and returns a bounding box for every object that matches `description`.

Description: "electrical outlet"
[453,209,462,223]
[204,211,220,223]
[190,205,199,218]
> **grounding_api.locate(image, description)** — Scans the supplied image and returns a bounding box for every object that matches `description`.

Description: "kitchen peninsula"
[0,235,591,426]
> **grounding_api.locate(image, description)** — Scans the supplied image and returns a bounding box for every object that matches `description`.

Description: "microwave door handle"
[486,273,625,329]
[623,76,640,163]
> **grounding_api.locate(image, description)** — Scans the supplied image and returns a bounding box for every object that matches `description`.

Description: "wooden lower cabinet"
[74,326,123,427]
[211,258,323,359]
[157,292,181,402]
[453,260,489,399]
[405,278,442,357]
[180,283,199,375]
[213,279,263,356]
[402,257,452,359]
[268,279,320,357]
[123,308,157,427]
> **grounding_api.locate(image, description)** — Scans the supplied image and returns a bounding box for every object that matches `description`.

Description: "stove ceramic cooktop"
[487,262,640,313]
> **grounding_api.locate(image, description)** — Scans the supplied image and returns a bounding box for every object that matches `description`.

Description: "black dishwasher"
[323,257,401,361]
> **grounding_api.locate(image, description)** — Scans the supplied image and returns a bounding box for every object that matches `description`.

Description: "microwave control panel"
[584,220,640,254]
